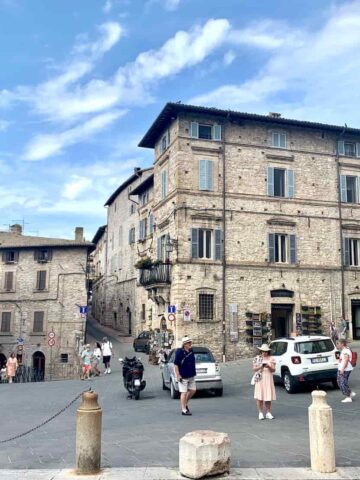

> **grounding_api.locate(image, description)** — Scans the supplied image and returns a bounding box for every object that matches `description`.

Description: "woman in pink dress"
[6,352,18,384]
[253,344,276,420]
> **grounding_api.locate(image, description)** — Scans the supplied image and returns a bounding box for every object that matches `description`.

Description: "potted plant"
[134,256,153,269]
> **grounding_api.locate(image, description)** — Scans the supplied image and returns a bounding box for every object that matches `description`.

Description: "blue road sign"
[80,306,88,314]
[17,337,24,345]
[168,305,176,314]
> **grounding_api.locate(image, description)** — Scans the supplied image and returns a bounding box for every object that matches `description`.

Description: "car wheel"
[332,379,339,389]
[214,388,223,397]
[170,380,180,399]
[282,370,297,394]
[162,374,168,390]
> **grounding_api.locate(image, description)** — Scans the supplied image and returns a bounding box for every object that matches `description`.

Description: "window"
[36,270,47,290]
[60,353,68,363]
[199,160,214,191]
[344,238,360,266]
[139,219,147,241]
[128,228,135,245]
[338,140,360,158]
[267,167,294,198]
[141,304,146,321]
[191,229,222,260]
[295,339,334,354]
[1,312,11,333]
[129,203,136,215]
[157,234,170,262]
[34,249,52,263]
[271,342,288,356]
[272,132,287,148]
[194,351,215,362]
[340,175,359,203]
[149,214,154,235]
[159,130,170,155]
[198,293,214,320]
[33,311,44,333]
[2,250,18,264]
[4,272,14,291]
[161,170,168,199]
[191,122,221,141]
[268,233,296,264]
[140,192,149,206]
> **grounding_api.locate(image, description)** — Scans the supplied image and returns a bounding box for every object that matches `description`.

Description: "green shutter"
[213,124,221,141]
[338,140,345,156]
[340,175,347,202]
[287,170,295,198]
[191,122,199,138]
[215,230,222,260]
[267,167,274,196]
[199,160,207,190]
[191,229,199,258]
[268,233,275,262]
[289,235,296,264]
[344,238,350,266]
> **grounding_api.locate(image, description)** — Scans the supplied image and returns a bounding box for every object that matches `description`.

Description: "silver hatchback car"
[161,346,223,398]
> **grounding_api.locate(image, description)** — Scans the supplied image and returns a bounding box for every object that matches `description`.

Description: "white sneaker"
[104,369,108,375]
[341,397,352,403]
[350,392,356,398]
[266,412,275,420]
[258,412,264,420]
[107,368,111,374]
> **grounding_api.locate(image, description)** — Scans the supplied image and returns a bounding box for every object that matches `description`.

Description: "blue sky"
[0,0,359,240]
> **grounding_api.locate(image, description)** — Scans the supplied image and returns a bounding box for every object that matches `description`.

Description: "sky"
[1,0,360,241]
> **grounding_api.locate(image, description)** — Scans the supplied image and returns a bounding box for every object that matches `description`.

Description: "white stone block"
[179,430,231,479]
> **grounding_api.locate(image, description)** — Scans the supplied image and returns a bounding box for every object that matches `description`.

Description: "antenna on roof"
[11,217,30,233]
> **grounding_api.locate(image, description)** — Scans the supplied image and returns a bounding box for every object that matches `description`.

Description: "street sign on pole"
[80,306,88,314]
[183,309,191,322]
[168,313,176,322]
[48,338,55,347]
[168,305,176,314]
[17,337,24,345]
[48,332,55,339]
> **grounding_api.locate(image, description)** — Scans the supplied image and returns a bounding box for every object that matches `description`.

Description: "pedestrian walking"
[101,337,113,374]
[339,317,348,340]
[252,344,276,420]
[92,342,102,376]
[6,352,18,384]
[329,319,338,344]
[174,336,196,416]
[81,344,92,380]
[336,339,356,403]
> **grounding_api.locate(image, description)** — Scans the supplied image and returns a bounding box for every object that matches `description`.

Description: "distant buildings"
[0,224,93,379]
[92,102,360,360]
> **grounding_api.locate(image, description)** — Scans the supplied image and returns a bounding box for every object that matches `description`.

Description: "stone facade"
[0,225,92,379]
[134,103,360,361]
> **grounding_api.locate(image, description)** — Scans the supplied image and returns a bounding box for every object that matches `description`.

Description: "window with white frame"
[191,228,222,260]
[1,311,11,333]
[338,140,360,158]
[267,167,295,198]
[190,122,221,141]
[268,233,296,264]
[344,238,360,266]
[340,175,359,203]
[272,132,287,149]
[198,292,215,320]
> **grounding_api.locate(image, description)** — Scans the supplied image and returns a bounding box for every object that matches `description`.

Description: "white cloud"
[223,50,235,66]
[63,175,93,200]
[73,22,123,58]
[103,0,112,13]
[23,109,126,161]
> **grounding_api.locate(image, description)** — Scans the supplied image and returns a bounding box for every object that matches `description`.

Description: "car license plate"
[196,368,207,373]
[311,357,328,364]
[134,379,141,386]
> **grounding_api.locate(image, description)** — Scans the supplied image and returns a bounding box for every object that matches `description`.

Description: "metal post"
[76,390,102,474]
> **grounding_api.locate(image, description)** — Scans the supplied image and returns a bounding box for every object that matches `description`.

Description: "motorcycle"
[119,356,146,400]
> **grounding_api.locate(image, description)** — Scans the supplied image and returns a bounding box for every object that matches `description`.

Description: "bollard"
[308,390,336,474]
[76,390,102,474]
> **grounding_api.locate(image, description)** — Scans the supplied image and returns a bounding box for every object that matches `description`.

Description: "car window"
[194,352,214,363]
[169,350,176,362]
[144,332,150,339]
[138,333,144,339]
[270,343,278,355]
[295,339,334,354]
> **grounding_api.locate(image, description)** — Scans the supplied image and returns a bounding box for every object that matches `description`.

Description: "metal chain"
[0,388,90,444]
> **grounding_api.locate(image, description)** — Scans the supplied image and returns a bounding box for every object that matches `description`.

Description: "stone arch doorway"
[32,351,45,375]
[0,353,6,368]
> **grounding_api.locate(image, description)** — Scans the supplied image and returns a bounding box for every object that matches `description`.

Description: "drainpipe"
[336,126,347,320]
[221,116,229,362]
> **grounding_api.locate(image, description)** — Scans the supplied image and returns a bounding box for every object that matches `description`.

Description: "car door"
[137,332,148,351]
[163,349,175,386]
[270,341,286,379]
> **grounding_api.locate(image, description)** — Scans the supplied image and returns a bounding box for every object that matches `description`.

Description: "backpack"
[350,349,357,367]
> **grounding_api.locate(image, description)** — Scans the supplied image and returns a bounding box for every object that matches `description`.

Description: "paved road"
[0,317,359,470]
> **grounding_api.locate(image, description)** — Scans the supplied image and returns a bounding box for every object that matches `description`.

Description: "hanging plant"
[134,256,153,269]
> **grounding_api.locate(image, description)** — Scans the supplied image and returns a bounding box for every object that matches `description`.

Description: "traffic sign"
[183,309,191,322]
[48,338,55,347]
[17,337,24,345]
[80,306,88,314]
[168,305,176,314]
[168,313,176,322]
[48,332,55,339]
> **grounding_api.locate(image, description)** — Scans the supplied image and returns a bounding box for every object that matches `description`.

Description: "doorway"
[128,310,132,335]
[271,304,294,338]
[351,300,360,340]
[32,351,45,374]
[0,353,6,369]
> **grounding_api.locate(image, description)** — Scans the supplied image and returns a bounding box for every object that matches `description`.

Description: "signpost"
[80,306,88,314]
[168,313,176,323]
[48,338,55,347]
[183,309,191,322]
[168,305,176,314]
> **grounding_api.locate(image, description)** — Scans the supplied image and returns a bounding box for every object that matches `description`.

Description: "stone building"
[133,102,360,360]
[91,167,153,335]
[0,224,93,379]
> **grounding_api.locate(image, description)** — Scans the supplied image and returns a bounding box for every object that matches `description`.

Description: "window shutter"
[207,160,214,190]
[161,170,167,199]
[1,252,6,262]
[139,220,143,240]
[128,229,132,244]
[34,250,39,261]
[5,272,13,291]
[289,235,297,264]
[47,250,52,261]
[356,143,360,158]
[33,311,44,333]
[215,230,222,260]
[344,238,350,266]
[340,175,347,202]
[199,160,207,190]
[37,271,46,290]
[191,122,199,138]
[213,124,221,141]
[167,129,170,147]
[267,166,274,196]
[191,228,199,259]
[268,233,275,262]
[280,133,287,148]
[14,251,19,262]
[287,170,295,198]
[157,237,162,260]
[149,214,154,234]
[338,140,345,156]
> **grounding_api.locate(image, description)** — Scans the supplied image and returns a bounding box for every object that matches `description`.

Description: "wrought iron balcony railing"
[139,263,171,287]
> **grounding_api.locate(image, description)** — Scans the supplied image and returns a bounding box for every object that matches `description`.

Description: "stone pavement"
[1,467,360,479]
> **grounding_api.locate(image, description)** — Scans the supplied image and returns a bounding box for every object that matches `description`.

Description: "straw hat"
[181,336,192,346]
[258,343,271,352]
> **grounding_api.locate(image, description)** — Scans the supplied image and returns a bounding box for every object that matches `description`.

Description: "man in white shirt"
[101,337,113,374]
[336,339,356,403]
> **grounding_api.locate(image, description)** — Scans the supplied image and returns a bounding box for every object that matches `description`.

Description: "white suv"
[270,336,339,393]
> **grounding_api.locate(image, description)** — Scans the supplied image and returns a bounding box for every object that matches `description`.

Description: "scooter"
[119,356,146,400]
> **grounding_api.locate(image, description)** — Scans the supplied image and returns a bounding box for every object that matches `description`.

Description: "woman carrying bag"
[252,344,276,420]
[6,352,18,384]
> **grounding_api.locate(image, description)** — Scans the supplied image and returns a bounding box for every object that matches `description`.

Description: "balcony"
[139,263,171,287]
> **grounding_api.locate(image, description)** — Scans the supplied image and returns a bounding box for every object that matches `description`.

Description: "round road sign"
[48,338,55,347]
[168,313,176,322]
[48,332,55,339]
